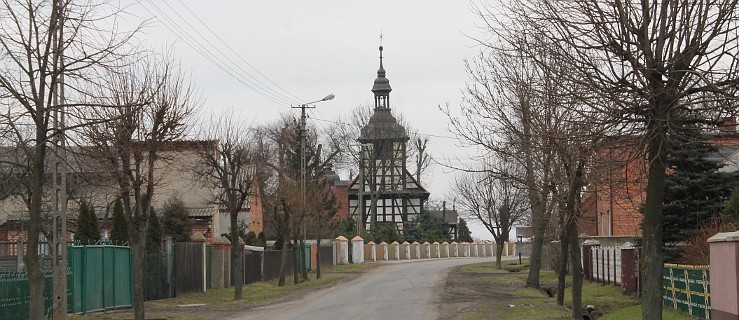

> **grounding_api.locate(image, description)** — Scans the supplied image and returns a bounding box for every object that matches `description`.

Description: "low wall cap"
[210,236,231,245]
[708,231,739,243]
[451,242,458,244]
[432,242,439,244]
[621,241,635,249]
[402,241,410,244]
[582,239,600,246]
[352,236,363,241]
[412,241,420,245]
[423,241,430,244]
[336,236,348,241]
[391,241,399,244]
[367,241,376,245]
[380,241,387,245]
[191,232,206,242]
[442,242,448,245]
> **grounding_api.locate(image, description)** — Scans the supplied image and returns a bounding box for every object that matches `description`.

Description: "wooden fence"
[174,242,206,295]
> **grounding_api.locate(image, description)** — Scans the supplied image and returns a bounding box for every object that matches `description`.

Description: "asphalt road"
[227,257,494,320]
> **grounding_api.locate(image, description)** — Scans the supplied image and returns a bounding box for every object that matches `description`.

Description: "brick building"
[580,125,739,237]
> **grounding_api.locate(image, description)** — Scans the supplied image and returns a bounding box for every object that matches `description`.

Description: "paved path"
[227,257,495,320]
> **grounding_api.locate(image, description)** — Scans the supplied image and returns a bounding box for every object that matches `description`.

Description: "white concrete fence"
[335,235,516,264]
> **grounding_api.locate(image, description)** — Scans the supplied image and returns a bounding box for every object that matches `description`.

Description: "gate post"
[708,231,739,320]
[619,242,637,295]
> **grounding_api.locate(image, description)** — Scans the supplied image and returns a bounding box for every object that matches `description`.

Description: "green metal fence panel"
[112,247,132,307]
[69,245,132,314]
[0,273,29,320]
[85,247,104,312]
[0,271,71,320]
[663,264,710,319]
[305,244,311,272]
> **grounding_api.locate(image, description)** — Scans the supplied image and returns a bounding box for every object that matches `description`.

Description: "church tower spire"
[372,46,392,109]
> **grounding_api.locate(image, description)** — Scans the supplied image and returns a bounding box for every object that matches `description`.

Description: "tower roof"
[359,108,408,141]
[360,45,408,142]
[372,46,392,95]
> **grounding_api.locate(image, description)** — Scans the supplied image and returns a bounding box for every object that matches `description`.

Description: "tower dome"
[372,46,392,95]
[359,46,408,142]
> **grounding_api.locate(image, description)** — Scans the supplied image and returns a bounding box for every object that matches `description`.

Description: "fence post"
[708,231,739,320]
[581,239,599,281]
[620,242,637,295]
[16,238,24,272]
[390,241,400,260]
[351,236,364,264]
[165,237,174,298]
[336,236,349,264]
[210,236,229,289]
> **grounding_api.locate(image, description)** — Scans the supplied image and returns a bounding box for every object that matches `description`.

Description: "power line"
[174,0,305,103]
[140,1,298,107]
[159,0,301,105]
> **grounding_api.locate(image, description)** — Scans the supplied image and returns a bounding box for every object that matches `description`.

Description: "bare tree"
[194,113,256,300]
[447,43,561,290]
[479,1,739,317]
[0,0,140,317]
[80,56,198,320]
[453,160,528,269]
[257,117,302,286]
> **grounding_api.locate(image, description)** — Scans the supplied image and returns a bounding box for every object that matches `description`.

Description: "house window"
[600,211,612,236]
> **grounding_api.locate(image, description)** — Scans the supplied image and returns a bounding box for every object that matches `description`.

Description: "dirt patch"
[437,265,526,320]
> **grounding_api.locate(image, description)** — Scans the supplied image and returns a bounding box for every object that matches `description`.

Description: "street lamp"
[516,235,524,264]
[292,93,335,200]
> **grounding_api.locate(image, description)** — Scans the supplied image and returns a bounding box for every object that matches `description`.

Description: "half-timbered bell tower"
[349,46,429,232]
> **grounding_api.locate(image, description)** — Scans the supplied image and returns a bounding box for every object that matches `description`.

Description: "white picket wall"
[591,246,622,284]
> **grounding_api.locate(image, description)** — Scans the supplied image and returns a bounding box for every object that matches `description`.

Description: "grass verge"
[458,260,696,320]
[69,262,381,320]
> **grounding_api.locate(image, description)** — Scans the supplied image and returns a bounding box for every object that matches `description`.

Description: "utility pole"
[292,94,333,278]
[51,0,68,318]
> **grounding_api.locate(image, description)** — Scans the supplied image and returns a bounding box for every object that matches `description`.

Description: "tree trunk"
[26,142,45,320]
[278,236,289,286]
[565,158,586,318]
[130,232,146,320]
[316,227,323,279]
[230,212,243,300]
[300,238,308,281]
[495,241,505,269]
[526,207,548,289]
[556,224,569,306]
[642,127,668,320]
[293,234,299,284]
[568,215,583,319]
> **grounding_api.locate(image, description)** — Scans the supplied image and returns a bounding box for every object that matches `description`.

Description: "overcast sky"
[123,1,506,240]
